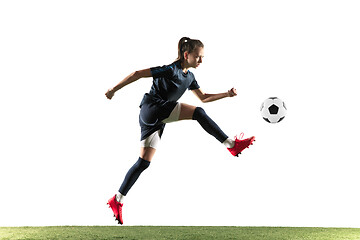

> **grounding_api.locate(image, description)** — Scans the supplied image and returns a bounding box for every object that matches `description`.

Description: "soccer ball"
[260,97,287,123]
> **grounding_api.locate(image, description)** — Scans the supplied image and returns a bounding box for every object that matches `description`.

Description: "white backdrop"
[1,0,359,227]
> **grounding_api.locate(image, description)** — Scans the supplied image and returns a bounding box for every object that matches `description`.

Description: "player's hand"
[228,87,237,97]
[105,89,115,100]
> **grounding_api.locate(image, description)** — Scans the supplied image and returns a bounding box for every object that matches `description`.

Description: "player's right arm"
[105,68,152,100]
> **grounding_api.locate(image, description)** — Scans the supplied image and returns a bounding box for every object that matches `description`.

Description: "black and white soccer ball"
[260,97,287,123]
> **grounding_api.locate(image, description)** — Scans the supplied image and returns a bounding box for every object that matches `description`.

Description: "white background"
[1,0,359,227]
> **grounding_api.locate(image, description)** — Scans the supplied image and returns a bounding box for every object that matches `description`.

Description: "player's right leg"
[108,135,158,225]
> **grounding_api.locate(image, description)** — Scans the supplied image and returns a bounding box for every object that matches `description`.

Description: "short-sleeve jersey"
[148,60,200,102]
[138,60,200,141]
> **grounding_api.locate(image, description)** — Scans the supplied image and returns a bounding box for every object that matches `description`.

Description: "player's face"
[186,47,204,68]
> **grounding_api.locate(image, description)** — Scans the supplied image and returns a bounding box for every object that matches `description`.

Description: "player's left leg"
[176,103,255,156]
[179,103,229,143]
[163,102,228,142]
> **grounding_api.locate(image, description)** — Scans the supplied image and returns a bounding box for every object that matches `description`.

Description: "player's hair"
[176,37,204,63]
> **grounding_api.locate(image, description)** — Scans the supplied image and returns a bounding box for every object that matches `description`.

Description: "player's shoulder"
[151,61,176,78]
[162,61,179,73]
[170,60,181,71]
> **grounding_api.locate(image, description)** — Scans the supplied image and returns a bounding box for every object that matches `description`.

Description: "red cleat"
[107,195,123,225]
[227,133,255,157]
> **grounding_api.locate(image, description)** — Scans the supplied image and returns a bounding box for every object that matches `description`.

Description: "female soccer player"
[106,37,255,224]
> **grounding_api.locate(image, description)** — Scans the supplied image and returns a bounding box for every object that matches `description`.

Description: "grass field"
[0,226,360,240]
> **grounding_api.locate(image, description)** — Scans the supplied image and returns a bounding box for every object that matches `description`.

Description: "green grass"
[0,226,359,240]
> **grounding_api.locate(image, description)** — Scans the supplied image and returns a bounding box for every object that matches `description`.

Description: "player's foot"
[227,133,255,157]
[107,195,123,225]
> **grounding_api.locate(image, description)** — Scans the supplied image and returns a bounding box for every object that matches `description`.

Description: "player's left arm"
[192,88,237,103]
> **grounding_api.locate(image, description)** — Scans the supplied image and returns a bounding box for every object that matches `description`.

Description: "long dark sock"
[119,157,150,196]
[192,107,228,143]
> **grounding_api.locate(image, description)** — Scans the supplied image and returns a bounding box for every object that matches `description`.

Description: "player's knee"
[192,107,206,120]
[137,157,151,170]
